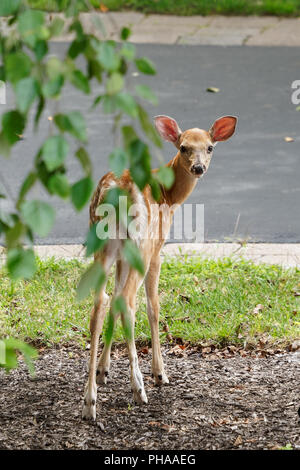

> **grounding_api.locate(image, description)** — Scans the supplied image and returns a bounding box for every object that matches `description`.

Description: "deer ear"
[209,116,237,142]
[154,115,182,146]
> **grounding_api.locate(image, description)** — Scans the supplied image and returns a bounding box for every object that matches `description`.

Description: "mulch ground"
[0,345,299,450]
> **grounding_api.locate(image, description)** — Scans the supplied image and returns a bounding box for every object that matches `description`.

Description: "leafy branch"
[0,0,174,370]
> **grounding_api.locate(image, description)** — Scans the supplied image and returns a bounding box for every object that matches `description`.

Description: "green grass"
[1,256,299,349]
[27,0,300,17]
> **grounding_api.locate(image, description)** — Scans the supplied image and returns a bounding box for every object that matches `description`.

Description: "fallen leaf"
[140,346,149,355]
[148,421,174,431]
[252,304,264,315]
[206,87,220,93]
[99,3,108,12]
[234,435,243,447]
[167,345,186,357]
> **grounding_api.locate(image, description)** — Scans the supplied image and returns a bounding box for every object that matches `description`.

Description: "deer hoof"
[133,387,148,405]
[153,372,169,386]
[96,367,109,385]
[82,397,96,421]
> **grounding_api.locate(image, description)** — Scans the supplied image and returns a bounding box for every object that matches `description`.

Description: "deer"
[82,114,237,420]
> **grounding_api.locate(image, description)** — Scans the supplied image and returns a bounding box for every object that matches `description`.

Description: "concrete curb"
[49,13,300,46]
[2,12,299,46]
[1,244,299,268]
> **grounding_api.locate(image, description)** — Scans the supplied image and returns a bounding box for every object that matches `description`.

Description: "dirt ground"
[0,345,299,450]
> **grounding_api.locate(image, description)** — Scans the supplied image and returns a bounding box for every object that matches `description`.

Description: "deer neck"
[163,153,197,207]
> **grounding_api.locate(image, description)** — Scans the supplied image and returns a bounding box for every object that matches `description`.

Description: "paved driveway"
[1,44,300,244]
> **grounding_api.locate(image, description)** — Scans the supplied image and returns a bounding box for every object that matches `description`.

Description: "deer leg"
[121,270,148,405]
[145,255,169,386]
[82,286,109,420]
[82,244,117,421]
[96,260,129,384]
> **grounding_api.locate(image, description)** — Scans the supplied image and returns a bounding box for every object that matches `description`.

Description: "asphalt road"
[1,44,300,244]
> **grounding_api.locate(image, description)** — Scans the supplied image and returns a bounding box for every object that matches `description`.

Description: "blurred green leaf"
[49,17,65,37]
[21,200,55,237]
[0,209,15,228]
[76,262,106,301]
[18,10,48,48]
[112,295,127,315]
[120,43,136,61]
[0,0,20,16]
[69,19,84,38]
[34,40,48,61]
[109,148,128,178]
[0,133,11,158]
[48,173,70,199]
[156,166,174,189]
[102,95,117,114]
[135,84,158,105]
[98,42,120,72]
[7,247,36,280]
[15,77,38,114]
[54,111,87,142]
[34,96,45,129]
[122,125,138,148]
[149,177,161,202]
[85,223,107,257]
[138,105,162,147]
[2,111,25,145]
[75,147,92,176]
[17,172,37,208]
[106,72,124,95]
[135,57,156,75]
[71,177,94,211]
[5,52,31,84]
[115,93,138,117]
[129,139,151,190]
[41,135,69,172]
[123,239,144,275]
[46,57,64,80]
[103,186,127,208]
[121,27,131,41]
[71,70,90,94]
[5,221,25,250]
[1,338,37,374]
[42,75,64,98]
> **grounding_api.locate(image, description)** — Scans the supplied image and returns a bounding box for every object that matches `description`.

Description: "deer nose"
[191,164,205,175]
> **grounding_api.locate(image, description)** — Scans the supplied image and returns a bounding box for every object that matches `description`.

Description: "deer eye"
[207,145,213,153]
[180,145,187,153]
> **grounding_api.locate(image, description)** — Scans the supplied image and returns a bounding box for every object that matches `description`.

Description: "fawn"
[82,114,237,420]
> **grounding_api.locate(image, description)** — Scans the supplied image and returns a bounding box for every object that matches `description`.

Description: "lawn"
[27,0,300,17]
[0,256,299,349]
